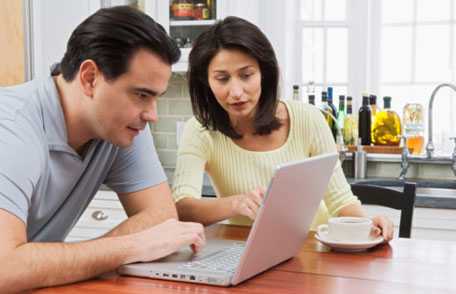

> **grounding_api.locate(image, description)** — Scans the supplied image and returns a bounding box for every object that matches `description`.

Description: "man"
[0,6,205,292]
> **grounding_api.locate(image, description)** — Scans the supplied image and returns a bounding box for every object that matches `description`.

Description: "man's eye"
[136,92,148,99]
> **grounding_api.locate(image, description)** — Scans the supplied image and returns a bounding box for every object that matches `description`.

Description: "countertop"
[201,177,456,209]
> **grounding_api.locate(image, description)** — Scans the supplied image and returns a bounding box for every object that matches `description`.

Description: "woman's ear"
[78,60,99,98]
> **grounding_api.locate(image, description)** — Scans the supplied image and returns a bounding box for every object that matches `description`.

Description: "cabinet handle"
[91,210,108,221]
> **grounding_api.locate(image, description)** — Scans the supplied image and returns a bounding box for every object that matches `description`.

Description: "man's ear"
[79,60,100,98]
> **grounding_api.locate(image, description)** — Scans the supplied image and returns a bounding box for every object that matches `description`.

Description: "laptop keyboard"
[181,244,245,273]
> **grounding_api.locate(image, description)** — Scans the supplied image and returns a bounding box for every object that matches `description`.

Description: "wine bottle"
[358,94,371,145]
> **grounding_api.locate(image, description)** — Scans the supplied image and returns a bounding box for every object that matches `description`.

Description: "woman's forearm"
[176,196,237,226]
[337,202,368,218]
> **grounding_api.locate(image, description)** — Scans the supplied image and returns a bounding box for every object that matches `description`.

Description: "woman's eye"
[241,73,252,80]
[215,77,229,83]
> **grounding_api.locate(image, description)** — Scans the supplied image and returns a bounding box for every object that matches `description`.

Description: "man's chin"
[109,138,134,148]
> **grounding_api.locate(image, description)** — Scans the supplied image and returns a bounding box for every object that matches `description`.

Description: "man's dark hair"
[188,16,281,139]
[53,6,180,81]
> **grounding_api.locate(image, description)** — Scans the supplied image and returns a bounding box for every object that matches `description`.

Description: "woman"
[172,16,393,241]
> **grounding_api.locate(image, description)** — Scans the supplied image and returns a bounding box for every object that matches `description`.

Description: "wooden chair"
[350,182,417,238]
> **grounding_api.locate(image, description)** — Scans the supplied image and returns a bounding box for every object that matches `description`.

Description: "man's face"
[90,49,171,148]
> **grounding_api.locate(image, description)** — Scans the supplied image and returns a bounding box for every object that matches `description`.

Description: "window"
[296,0,456,154]
[297,0,349,102]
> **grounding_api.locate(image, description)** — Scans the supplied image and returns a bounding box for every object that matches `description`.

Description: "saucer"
[315,231,384,252]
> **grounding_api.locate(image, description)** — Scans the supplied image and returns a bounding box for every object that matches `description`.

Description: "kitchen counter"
[200,177,456,209]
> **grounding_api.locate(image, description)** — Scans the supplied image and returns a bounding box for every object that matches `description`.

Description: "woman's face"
[207,48,262,121]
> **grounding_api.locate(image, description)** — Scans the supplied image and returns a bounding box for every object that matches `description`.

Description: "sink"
[351,178,456,209]
[355,179,456,190]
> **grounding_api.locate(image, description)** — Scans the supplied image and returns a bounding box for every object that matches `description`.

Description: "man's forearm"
[0,235,135,293]
[104,203,178,238]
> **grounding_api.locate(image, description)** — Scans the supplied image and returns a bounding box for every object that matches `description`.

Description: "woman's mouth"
[230,101,248,109]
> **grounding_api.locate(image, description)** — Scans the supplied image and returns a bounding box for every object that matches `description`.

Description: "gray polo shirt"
[0,76,166,242]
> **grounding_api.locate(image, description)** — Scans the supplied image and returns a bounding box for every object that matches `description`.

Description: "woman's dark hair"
[53,6,180,81]
[188,16,281,139]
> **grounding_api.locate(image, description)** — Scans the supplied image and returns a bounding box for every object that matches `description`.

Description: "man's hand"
[125,218,206,264]
[230,187,266,220]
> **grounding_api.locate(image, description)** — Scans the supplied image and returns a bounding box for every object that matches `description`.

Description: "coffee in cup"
[318,217,373,242]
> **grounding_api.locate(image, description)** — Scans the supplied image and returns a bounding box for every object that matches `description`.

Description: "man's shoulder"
[0,79,43,121]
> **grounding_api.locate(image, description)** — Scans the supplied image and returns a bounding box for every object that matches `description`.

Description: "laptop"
[118,153,338,286]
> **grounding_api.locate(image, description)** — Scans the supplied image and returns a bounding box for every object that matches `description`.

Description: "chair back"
[350,182,417,238]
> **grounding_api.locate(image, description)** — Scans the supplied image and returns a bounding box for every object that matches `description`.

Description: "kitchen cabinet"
[142,0,260,72]
[65,190,127,242]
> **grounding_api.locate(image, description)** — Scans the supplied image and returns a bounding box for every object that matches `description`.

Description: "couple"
[0,6,393,292]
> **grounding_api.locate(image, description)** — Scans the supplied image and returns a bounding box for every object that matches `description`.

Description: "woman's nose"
[229,80,243,99]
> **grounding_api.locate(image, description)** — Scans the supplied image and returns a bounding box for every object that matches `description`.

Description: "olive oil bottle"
[372,96,401,146]
[343,96,357,146]
[320,91,334,132]
[369,94,379,144]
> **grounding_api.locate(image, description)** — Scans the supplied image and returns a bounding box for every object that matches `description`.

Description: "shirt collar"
[39,76,76,155]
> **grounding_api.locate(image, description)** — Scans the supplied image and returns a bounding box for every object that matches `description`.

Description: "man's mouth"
[127,126,142,135]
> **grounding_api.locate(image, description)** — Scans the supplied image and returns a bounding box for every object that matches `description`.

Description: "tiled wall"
[151,74,192,170]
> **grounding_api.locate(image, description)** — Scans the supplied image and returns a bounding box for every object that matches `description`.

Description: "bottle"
[320,91,335,137]
[369,94,378,117]
[354,140,367,179]
[326,87,338,140]
[308,94,315,105]
[306,81,315,105]
[293,85,301,101]
[193,1,209,20]
[403,103,425,154]
[358,94,372,145]
[343,96,357,146]
[372,96,401,146]
[369,94,379,144]
[337,95,346,135]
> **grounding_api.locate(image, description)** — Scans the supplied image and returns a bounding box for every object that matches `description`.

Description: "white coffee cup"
[318,217,373,242]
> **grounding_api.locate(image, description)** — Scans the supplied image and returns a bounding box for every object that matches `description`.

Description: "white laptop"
[118,153,338,286]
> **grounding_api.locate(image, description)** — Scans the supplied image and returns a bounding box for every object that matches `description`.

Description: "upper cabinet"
[140,0,260,72]
[142,0,221,72]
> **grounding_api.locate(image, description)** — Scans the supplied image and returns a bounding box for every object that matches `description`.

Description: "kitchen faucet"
[399,83,456,178]
[425,83,456,158]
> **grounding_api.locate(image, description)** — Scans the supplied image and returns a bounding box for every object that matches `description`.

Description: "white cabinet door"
[65,190,127,242]
[30,0,101,79]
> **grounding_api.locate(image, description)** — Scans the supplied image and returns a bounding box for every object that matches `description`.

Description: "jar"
[193,2,210,20]
[171,0,194,20]
[403,103,424,154]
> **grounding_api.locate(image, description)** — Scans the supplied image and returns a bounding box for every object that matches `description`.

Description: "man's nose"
[142,102,158,123]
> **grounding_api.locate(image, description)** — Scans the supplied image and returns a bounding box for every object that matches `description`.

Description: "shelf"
[172,48,191,72]
[170,19,217,27]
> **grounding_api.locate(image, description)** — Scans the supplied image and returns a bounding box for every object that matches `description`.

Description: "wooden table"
[35,224,456,294]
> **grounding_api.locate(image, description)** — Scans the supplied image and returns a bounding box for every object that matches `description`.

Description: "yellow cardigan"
[172,100,360,230]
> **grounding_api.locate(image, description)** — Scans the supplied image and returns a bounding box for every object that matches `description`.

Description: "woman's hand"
[231,187,266,220]
[371,215,394,242]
